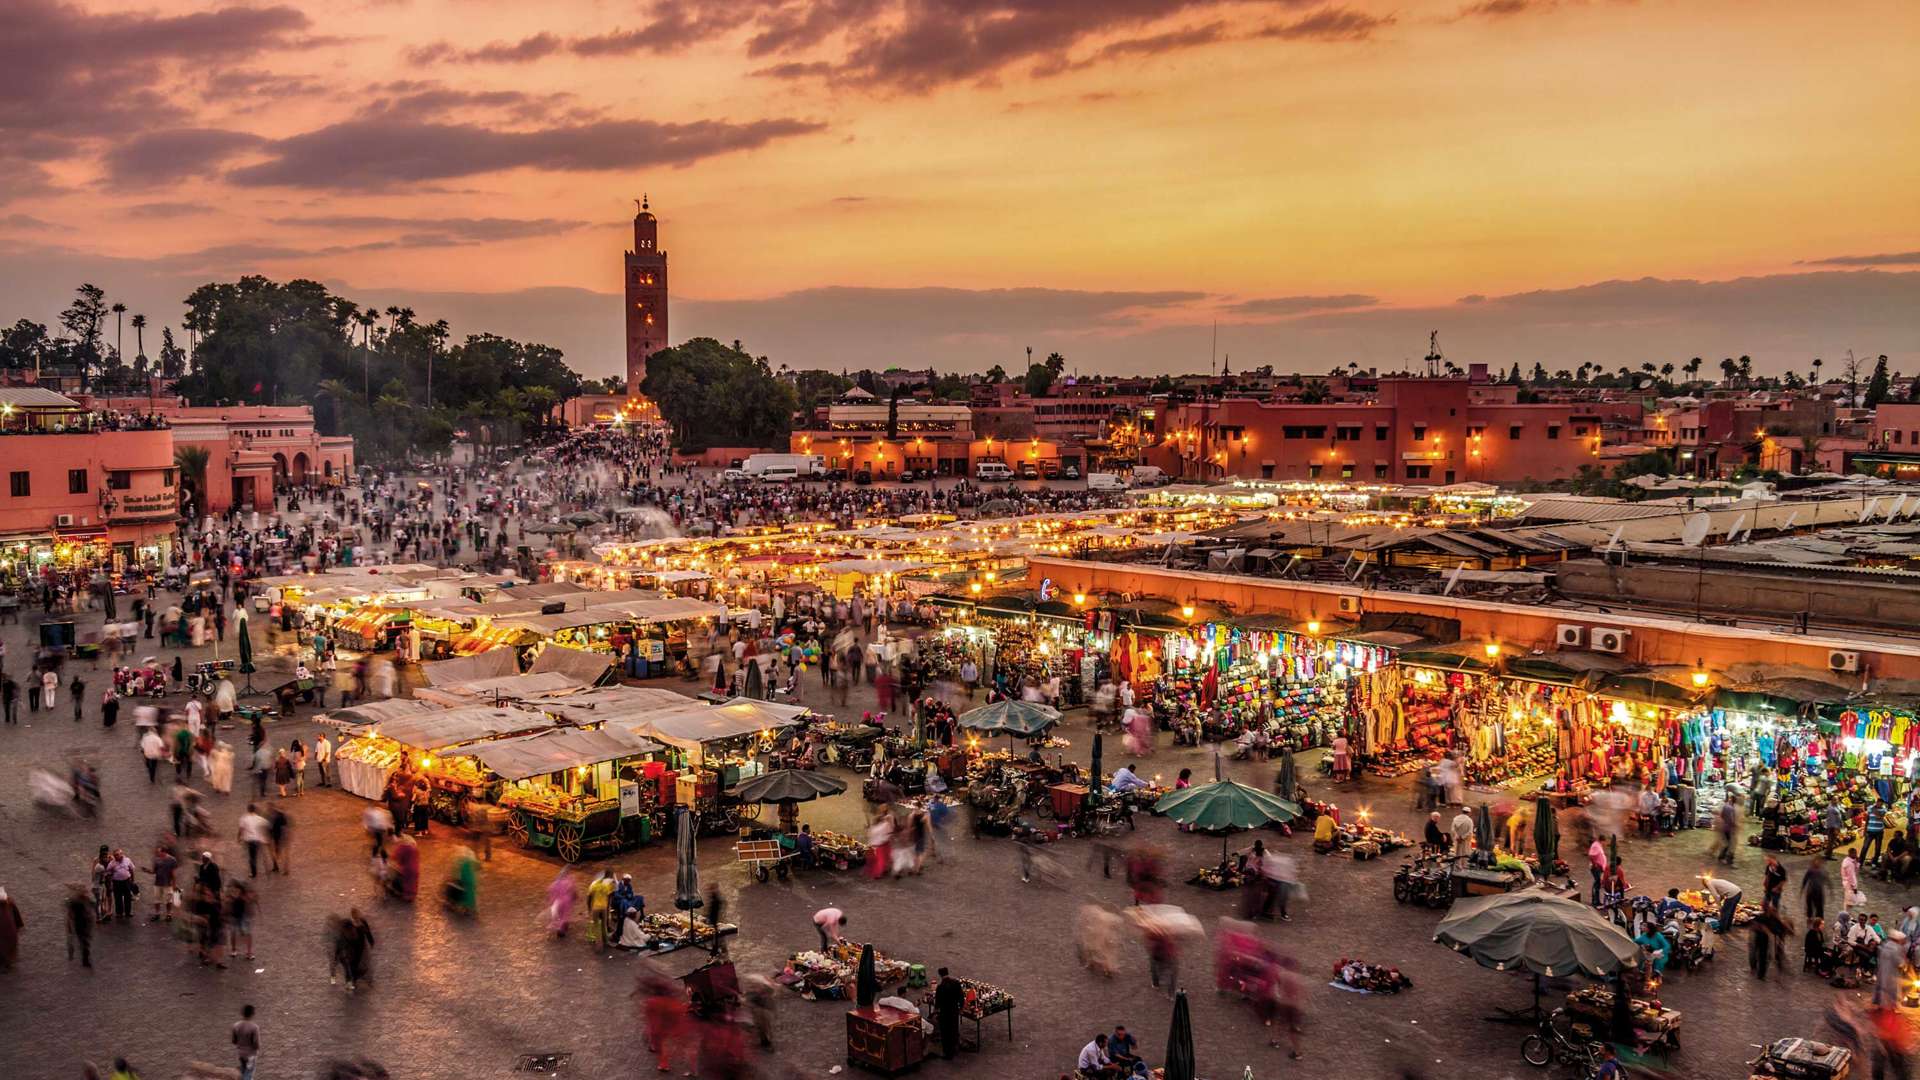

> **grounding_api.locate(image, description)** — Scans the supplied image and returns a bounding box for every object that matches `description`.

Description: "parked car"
[853,469,873,485]
[721,468,748,482]
[1018,462,1040,480]
[1063,464,1081,480]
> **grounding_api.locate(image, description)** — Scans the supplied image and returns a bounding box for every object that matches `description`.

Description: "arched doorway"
[292,452,310,483]
[323,460,334,480]
[271,453,288,484]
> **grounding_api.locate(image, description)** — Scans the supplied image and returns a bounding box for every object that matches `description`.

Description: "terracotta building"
[0,388,181,573]
[163,406,354,513]
[1145,377,1616,485]
[624,196,669,395]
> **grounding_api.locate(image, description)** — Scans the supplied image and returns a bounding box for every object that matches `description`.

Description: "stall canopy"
[321,698,439,728]
[529,644,617,686]
[1595,673,1702,710]
[469,727,662,781]
[535,686,702,728]
[1504,650,1633,689]
[356,705,556,751]
[421,648,519,686]
[621,699,804,752]
[495,596,726,635]
[414,671,585,707]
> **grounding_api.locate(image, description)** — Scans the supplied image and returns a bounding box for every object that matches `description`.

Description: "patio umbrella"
[563,510,605,527]
[731,769,847,804]
[958,699,1060,739]
[1164,989,1195,1080]
[856,942,878,1008]
[673,807,702,913]
[1435,892,1639,980]
[1154,779,1301,861]
[743,660,764,700]
[1533,797,1559,867]
[524,521,576,536]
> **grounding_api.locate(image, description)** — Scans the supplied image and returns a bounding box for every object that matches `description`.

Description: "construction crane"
[1424,331,1443,377]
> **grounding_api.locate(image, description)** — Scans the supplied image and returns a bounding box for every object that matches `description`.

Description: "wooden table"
[847,1005,926,1075]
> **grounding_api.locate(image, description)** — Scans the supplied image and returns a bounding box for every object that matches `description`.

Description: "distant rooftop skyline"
[0,0,1916,378]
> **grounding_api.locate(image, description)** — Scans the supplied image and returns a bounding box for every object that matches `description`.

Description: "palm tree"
[130,314,148,372]
[1685,357,1703,382]
[1812,357,1824,384]
[173,445,211,518]
[1720,358,1738,385]
[110,302,126,368]
[427,318,450,408]
[1738,355,1753,386]
[1660,362,1675,383]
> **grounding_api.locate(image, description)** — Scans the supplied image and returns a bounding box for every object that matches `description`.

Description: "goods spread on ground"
[779,941,914,1001]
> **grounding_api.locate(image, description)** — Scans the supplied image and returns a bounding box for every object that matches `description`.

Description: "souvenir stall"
[332,705,560,810]
[780,940,916,1001]
[1147,618,1399,752]
[1393,664,1565,788]
[473,727,667,861]
[610,698,807,834]
[324,699,444,798]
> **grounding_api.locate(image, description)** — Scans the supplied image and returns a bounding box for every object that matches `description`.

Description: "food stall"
[332,704,560,804]
[781,941,916,1002]
[472,727,666,861]
[615,698,809,833]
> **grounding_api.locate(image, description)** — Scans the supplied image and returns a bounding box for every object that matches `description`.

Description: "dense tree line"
[642,338,798,453]
[170,277,584,460]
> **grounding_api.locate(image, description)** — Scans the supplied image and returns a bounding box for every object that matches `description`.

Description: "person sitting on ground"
[1109,764,1150,794]
[1806,917,1834,977]
[1076,1033,1121,1079]
[1107,1026,1140,1070]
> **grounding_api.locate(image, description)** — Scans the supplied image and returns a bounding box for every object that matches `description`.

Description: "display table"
[847,1005,926,1075]
[334,755,393,800]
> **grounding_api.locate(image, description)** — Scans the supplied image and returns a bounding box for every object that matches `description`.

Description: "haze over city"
[3,0,1918,378]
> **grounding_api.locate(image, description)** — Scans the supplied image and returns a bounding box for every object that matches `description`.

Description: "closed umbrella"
[1164,989,1195,1080]
[743,659,764,700]
[1533,797,1559,869]
[1474,803,1495,856]
[1276,748,1297,802]
[673,807,701,913]
[856,942,878,1008]
[237,616,256,693]
[1089,732,1104,808]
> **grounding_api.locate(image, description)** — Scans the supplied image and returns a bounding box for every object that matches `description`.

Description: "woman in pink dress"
[546,869,579,938]
[1331,735,1351,782]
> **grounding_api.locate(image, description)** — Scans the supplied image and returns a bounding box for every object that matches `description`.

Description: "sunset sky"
[2,0,1917,380]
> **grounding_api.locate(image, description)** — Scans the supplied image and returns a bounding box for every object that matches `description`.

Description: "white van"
[1085,472,1127,492]
[975,461,1014,482]
[1130,466,1168,486]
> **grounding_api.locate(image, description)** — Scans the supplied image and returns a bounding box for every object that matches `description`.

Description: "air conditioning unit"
[1555,624,1587,648]
[1829,650,1861,674]
[1336,594,1362,615]
[54,514,74,527]
[1591,627,1629,654]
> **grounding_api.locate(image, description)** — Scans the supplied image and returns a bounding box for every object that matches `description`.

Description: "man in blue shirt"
[1110,765,1149,794]
[1108,1026,1140,1070]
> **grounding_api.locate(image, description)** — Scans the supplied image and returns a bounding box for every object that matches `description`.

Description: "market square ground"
[0,615,1890,1080]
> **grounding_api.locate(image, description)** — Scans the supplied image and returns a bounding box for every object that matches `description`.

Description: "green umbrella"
[957,699,1060,739]
[1154,779,1301,861]
[1164,989,1195,1080]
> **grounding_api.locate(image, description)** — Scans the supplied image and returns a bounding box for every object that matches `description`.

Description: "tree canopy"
[641,338,797,453]
[169,276,583,459]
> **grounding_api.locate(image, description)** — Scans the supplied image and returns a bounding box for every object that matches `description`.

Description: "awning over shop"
[414,671,586,707]
[529,644,617,686]
[420,648,519,686]
[469,727,662,781]
[534,686,703,727]
[354,705,556,751]
[494,596,726,634]
[1595,673,1703,710]
[1505,651,1634,689]
[1399,646,1494,673]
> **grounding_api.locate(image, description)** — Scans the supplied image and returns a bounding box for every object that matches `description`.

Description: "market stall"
[474,727,667,860]
[334,705,559,803]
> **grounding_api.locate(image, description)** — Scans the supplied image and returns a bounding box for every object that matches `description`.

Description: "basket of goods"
[1749,1038,1853,1080]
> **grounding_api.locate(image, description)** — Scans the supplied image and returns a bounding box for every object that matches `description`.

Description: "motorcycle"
[1393,855,1454,908]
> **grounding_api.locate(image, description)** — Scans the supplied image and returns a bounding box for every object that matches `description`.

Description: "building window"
[1406,464,1432,479]
[9,471,27,498]
[1374,464,1389,479]
[1509,424,1523,439]
[1574,425,1589,437]
[1281,425,1326,440]
[1335,425,1361,441]
[68,469,87,494]
[163,469,176,488]
[1308,464,1322,479]
[1547,425,1561,440]
[108,471,130,491]
[1261,463,1275,479]
[1341,463,1355,480]
[1375,425,1389,441]
[1467,424,1486,438]
[1411,424,1427,442]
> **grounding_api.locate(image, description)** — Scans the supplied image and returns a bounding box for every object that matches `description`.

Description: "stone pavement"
[0,590,1903,1079]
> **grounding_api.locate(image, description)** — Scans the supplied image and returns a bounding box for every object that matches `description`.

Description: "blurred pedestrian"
[65,885,93,968]
[231,1003,260,1080]
[0,886,19,970]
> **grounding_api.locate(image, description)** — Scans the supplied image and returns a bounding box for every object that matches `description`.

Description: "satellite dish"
[1780,509,1800,533]
[1860,497,1881,523]
[1603,525,1625,553]
[1726,512,1748,542]
[1443,565,1465,595]
[1886,494,1907,521]
[1680,513,1712,548]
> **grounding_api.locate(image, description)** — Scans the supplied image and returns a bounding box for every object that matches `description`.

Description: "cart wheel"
[1393,878,1411,904]
[1034,799,1055,821]
[739,803,762,822]
[556,824,583,863]
[776,861,790,881]
[1520,1035,1552,1068]
[506,812,529,845]
[756,866,770,883]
